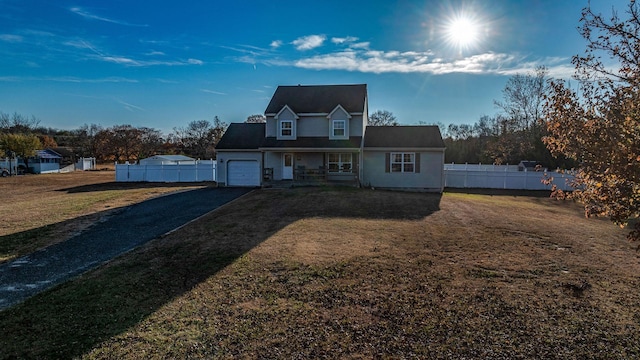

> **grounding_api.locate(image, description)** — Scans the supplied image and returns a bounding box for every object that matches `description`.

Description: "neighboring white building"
[139,155,196,165]
[76,157,97,171]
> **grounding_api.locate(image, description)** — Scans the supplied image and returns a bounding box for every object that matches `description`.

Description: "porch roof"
[260,136,361,151]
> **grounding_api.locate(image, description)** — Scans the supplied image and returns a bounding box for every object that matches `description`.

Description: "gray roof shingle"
[215,123,265,150]
[264,84,367,114]
[364,126,445,148]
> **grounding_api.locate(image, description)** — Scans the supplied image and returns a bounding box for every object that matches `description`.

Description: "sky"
[0,0,630,134]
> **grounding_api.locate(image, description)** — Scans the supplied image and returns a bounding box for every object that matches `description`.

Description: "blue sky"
[0,0,629,134]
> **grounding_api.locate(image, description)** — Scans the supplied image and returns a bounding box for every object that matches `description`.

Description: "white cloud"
[270,40,283,48]
[292,35,326,51]
[187,58,203,65]
[116,99,145,112]
[70,7,148,27]
[201,89,226,95]
[350,42,370,49]
[331,36,359,44]
[289,45,573,78]
[0,34,23,43]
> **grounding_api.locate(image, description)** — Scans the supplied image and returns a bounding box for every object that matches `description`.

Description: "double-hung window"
[332,120,346,137]
[390,152,415,173]
[280,120,293,137]
[328,153,352,173]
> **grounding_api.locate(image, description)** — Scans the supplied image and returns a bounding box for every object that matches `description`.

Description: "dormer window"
[280,120,293,137]
[332,120,346,137]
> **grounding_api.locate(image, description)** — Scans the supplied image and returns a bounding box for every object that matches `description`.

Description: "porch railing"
[293,167,356,182]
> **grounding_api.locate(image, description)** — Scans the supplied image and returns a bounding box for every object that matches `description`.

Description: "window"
[328,153,352,173]
[332,120,346,137]
[390,152,415,173]
[280,120,293,137]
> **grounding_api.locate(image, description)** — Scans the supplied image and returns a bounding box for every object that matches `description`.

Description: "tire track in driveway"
[0,187,253,311]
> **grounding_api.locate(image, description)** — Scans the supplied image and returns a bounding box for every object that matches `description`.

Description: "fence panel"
[115,161,216,182]
[444,165,575,191]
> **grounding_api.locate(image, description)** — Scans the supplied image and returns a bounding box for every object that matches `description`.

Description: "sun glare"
[445,15,480,49]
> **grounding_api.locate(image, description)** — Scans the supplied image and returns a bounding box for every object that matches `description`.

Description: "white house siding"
[216,152,262,186]
[362,150,445,191]
[264,151,283,181]
[296,115,326,137]
[267,112,364,138]
[265,116,277,137]
[349,114,364,138]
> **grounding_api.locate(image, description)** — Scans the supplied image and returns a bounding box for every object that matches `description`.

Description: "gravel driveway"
[0,187,252,311]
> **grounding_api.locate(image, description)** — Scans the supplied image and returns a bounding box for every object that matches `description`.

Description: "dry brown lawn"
[0,171,209,263]
[1,186,639,359]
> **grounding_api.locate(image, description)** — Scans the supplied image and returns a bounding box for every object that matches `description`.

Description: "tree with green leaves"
[0,133,41,172]
[542,2,640,242]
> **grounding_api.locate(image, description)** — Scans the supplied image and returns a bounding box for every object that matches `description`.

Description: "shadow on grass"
[57,181,216,193]
[0,209,118,264]
[0,187,441,359]
[445,187,552,198]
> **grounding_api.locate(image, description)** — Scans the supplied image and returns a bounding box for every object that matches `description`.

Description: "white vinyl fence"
[115,161,216,182]
[444,163,576,191]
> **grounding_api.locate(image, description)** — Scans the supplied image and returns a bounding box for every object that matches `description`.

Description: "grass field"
[1,175,639,359]
[0,171,208,263]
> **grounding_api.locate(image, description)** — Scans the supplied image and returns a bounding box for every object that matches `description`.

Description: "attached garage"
[227,160,260,187]
[215,123,266,187]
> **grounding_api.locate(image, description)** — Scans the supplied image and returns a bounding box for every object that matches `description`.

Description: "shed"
[518,160,542,172]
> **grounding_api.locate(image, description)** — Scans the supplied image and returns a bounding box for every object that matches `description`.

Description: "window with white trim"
[280,120,293,137]
[328,153,352,173]
[332,120,346,137]
[391,152,415,173]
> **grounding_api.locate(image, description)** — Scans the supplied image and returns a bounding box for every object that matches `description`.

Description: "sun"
[445,15,480,50]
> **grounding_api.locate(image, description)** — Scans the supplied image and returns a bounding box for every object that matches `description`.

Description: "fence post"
[503,165,507,189]
[464,162,468,188]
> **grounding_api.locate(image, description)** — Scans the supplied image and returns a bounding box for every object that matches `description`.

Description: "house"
[28,149,62,174]
[215,84,445,191]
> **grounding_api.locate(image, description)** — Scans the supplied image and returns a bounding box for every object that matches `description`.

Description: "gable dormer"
[275,104,298,140]
[327,104,351,140]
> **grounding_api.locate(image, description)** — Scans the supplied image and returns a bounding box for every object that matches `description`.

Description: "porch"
[263,151,359,187]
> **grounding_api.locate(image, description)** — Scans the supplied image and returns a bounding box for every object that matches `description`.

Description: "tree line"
[438,66,576,169]
[0,113,233,163]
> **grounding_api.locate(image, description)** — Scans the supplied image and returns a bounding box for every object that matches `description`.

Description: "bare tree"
[494,66,550,131]
[368,110,399,126]
[173,117,228,159]
[0,112,41,134]
[245,114,266,123]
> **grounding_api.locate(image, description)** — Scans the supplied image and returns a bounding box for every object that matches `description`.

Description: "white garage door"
[227,160,260,186]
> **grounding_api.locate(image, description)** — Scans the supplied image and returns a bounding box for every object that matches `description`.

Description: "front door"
[282,153,293,180]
